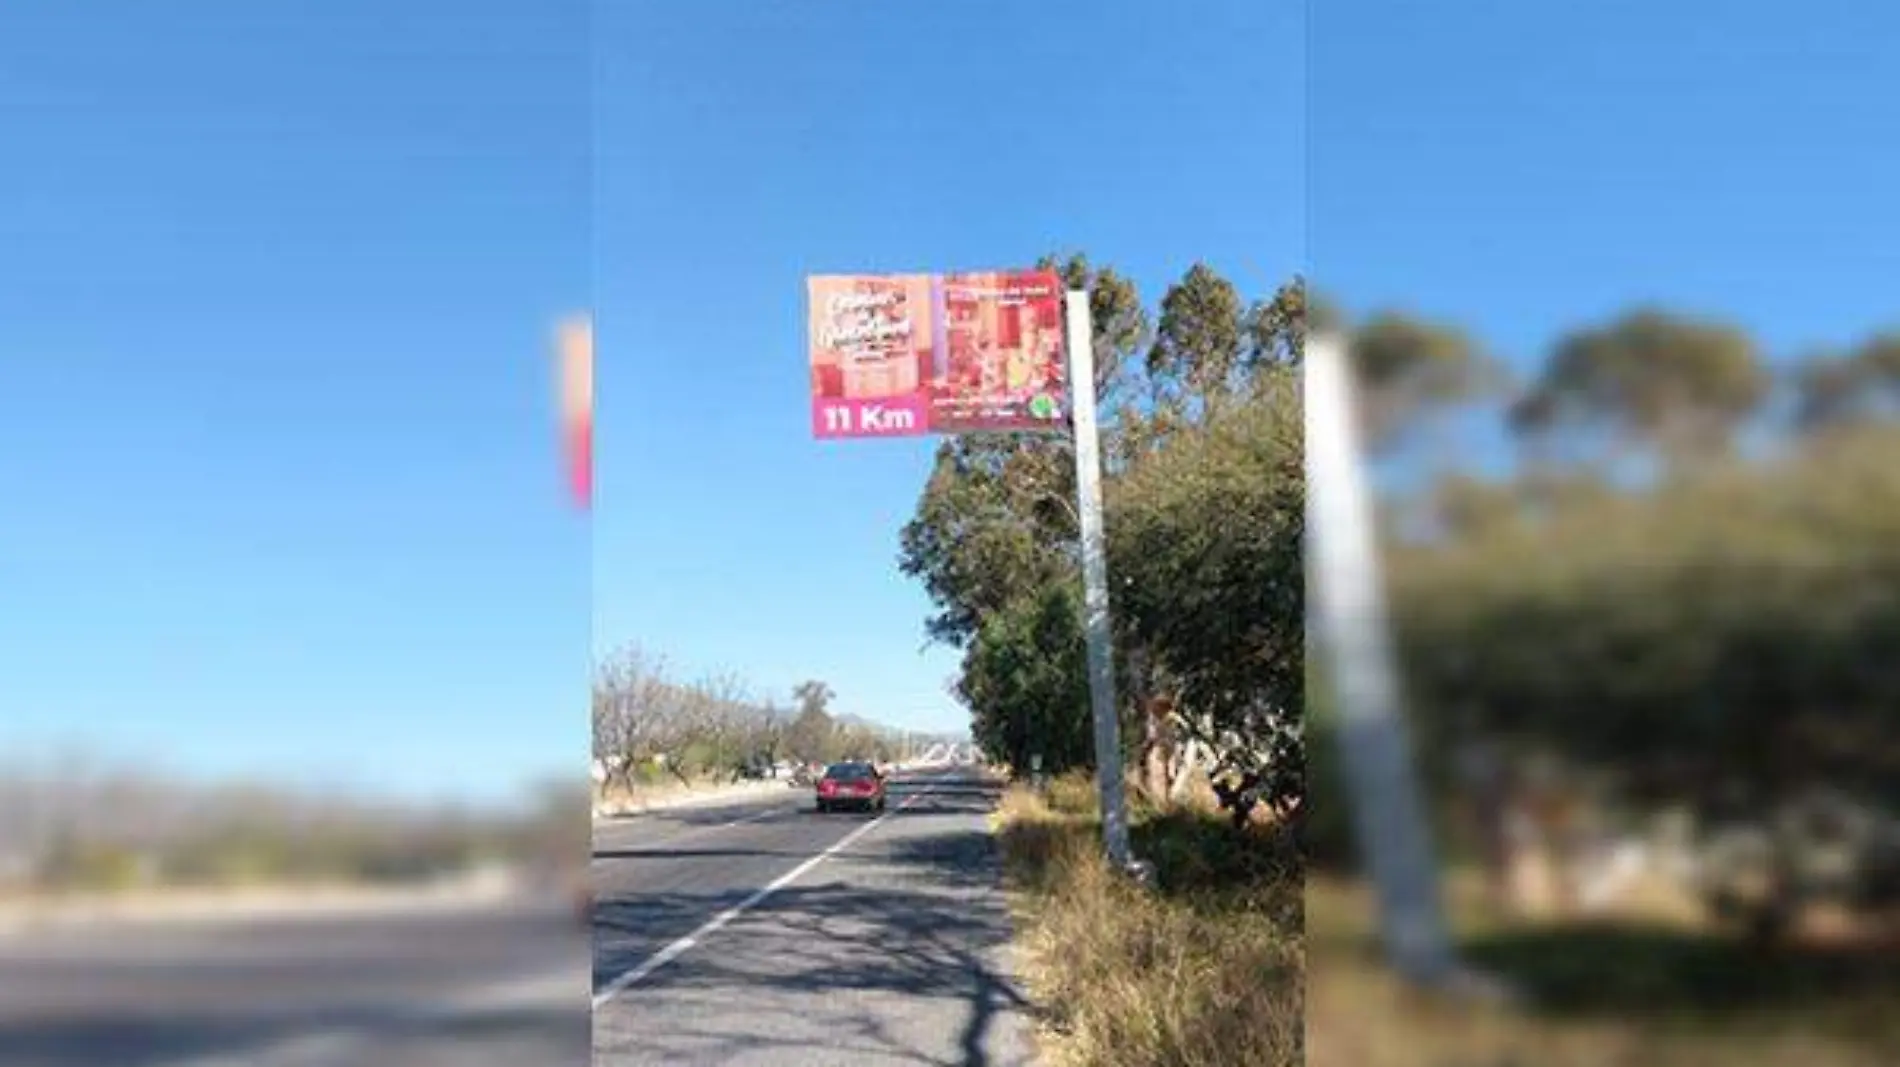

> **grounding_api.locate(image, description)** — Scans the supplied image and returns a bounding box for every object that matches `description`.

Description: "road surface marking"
[591,784,933,1008]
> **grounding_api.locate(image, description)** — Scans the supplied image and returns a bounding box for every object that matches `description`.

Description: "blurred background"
[0,3,591,1064]
[1307,2,1900,1065]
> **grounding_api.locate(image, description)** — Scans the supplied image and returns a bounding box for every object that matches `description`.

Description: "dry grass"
[992,774,1303,1067]
[1305,873,1900,1067]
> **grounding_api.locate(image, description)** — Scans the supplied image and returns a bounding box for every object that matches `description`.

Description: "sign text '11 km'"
[807,270,1068,438]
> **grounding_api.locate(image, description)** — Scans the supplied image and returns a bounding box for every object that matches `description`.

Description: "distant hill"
[832,713,966,747]
[761,705,964,746]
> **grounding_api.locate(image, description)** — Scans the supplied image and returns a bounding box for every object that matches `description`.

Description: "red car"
[815,761,887,813]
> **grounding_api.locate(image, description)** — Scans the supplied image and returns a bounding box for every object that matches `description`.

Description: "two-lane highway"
[591,765,1037,1066]
[0,895,589,1067]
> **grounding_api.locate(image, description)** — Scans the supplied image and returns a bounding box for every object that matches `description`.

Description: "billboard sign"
[807,269,1068,439]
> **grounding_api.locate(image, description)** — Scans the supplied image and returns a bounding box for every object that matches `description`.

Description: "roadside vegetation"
[0,755,585,898]
[900,254,1303,831]
[993,773,1300,1067]
[1306,301,1900,1060]
[905,252,1900,1061]
[900,256,1303,1064]
[12,656,950,901]
[589,649,956,813]
[1306,871,1900,1067]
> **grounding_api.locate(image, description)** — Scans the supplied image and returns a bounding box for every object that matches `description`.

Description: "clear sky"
[590,1,1303,732]
[1313,0,1900,476]
[0,3,591,799]
[0,1,1300,799]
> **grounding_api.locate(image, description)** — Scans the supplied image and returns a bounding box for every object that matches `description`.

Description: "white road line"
[591,784,933,1008]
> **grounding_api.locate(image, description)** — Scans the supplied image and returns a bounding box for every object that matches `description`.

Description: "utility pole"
[1307,330,1479,990]
[1065,289,1131,870]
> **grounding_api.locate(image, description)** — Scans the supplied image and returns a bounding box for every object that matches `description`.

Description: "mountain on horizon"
[760,703,964,744]
[832,712,961,740]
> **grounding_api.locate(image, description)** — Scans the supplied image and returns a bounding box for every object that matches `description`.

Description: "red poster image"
[807,269,1067,439]
[555,315,593,508]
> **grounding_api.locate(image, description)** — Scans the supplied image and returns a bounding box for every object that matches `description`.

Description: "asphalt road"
[592,765,1038,1066]
[0,895,589,1067]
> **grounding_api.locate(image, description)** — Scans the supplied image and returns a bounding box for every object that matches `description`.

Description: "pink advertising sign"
[807,270,1069,439]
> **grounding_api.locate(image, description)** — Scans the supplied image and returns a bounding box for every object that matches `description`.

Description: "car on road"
[815,760,887,813]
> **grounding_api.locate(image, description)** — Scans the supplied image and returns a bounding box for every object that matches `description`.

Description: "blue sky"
[0,3,590,800]
[1313,0,1900,477]
[590,1,1302,731]
[0,1,1299,800]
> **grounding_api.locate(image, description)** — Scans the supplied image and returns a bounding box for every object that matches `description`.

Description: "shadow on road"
[593,778,1033,1066]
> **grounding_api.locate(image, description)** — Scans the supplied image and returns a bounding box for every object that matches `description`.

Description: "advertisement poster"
[807,269,1068,439]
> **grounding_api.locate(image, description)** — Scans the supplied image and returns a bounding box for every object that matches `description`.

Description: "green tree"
[897,252,1150,651]
[786,681,840,763]
[899,435,1080,649]
[1244,274,1307,371]
[1389,421,1900,808]
[900,256,1308,828]
[1147,262,1248,420]
[1793,332,1900,433]
[785,705,835,765]
[793,680,834,717]
[1039,252,1152,411]
[1347,310,1501,455]
[959,582,1094,773]
[1112,363,1304,824]
[1510,307,1769,471]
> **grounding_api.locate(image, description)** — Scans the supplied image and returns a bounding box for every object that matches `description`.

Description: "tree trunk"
[1141,705,1166,802]
[607,759,636,798]
[1454,740,1511,911]
[1170,737,1202,804]
[1126,649,1163,804]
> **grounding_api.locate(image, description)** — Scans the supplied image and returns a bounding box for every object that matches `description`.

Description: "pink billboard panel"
[807,270,1068,439]
[554,315,592,509]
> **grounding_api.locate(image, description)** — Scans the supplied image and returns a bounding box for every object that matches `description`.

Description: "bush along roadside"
[990,773,1303,1067]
